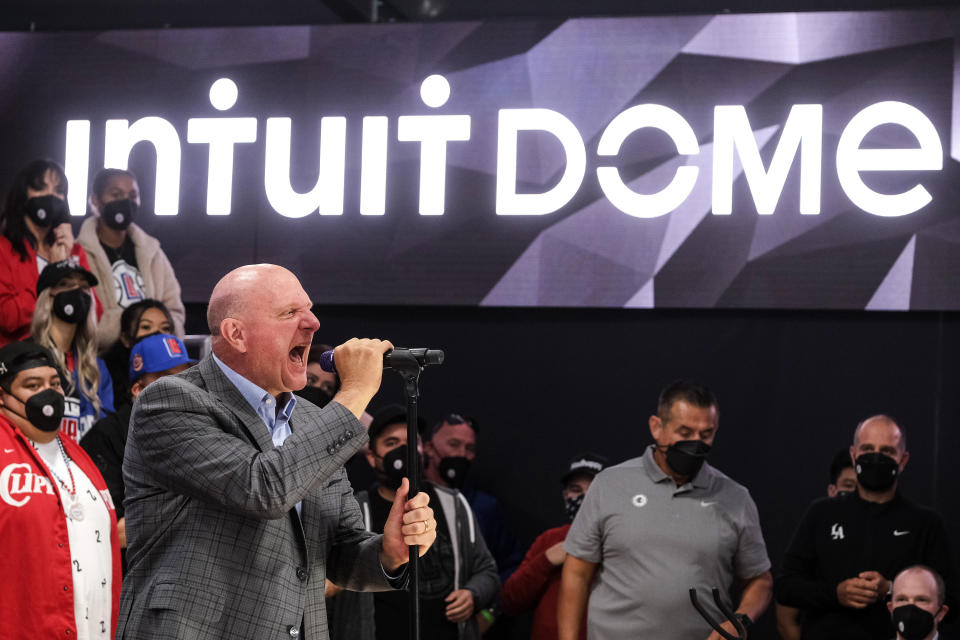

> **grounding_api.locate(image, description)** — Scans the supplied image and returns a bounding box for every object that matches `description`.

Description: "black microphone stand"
[689,588,747,640]
[389,350,428,640]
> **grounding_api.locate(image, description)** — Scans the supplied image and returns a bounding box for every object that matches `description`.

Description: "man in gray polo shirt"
[558,381,772,640]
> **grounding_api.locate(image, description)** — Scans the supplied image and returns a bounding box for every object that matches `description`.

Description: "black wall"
[186,302,959,635]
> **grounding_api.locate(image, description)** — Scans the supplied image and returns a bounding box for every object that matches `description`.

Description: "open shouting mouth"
[289,344,307,367]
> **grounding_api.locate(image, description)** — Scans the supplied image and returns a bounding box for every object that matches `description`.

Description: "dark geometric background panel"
[0,8,958,310]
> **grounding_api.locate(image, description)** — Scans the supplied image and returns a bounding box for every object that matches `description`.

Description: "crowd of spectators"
[0,159,184,637]
[0,158,955,640]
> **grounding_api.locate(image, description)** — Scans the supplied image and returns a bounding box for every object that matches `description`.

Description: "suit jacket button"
[345,430,354,438]
[327,446,335,454]
[337,435,347,445]
[296,567,308,581]
[288,626,300,637]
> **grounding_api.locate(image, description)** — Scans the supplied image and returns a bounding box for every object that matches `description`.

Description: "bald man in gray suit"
[117,265,437,640]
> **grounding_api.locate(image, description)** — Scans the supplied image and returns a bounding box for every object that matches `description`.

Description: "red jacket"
[501,523,586,640]
[0,414,121,639]
[0,236,102,347]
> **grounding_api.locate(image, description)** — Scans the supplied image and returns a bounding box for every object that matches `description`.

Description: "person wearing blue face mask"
[889,565,949,640]
[77,168,185,354]
[777,416,956,640]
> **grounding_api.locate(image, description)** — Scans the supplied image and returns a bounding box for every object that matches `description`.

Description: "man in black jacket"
[776,415,955,639]
[352,405,500,640]
[80,333,194,560]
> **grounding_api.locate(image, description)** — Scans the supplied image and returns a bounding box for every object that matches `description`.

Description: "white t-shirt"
[33,437,113,639]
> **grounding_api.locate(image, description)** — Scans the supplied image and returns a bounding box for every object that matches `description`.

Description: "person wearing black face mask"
[424,412,525,626]
[77,167,185,355]
[777,415,956,640]
[501,452,607,640]
[777,449,861,640]
[0,340,122,638]
[32,260,115,442]
[888,566,950,640]
[560,380,773,640]
[348,405,499,640]
[1,158,101,347]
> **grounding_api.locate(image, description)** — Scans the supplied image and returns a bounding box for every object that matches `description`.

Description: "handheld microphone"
[319,348,444,373]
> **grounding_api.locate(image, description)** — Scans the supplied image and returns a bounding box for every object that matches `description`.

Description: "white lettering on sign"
[596,104,700,218]
[496,108,586,216]
[836,101,943,217]
[63,76,944,219]
[712,104,823,216]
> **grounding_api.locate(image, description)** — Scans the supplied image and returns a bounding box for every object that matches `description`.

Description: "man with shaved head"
[117,264,438,640]
[776,415,955,639]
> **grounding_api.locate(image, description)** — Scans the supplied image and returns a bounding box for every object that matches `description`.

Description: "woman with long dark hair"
[0,159,101,347]
[101,299,175,404]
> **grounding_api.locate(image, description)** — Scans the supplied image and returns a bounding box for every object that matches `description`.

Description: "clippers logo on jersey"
[163,338,183,358]
[0,463,56,507]
[59,396,81,442]
[111,259,145,308]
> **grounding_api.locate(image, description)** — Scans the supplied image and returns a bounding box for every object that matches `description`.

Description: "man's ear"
[130,380,144,400]
[363,444,377,469]
[936,604,949,624]
[219,318,246,353]
[898,451,910,472]
[649,415,662,442]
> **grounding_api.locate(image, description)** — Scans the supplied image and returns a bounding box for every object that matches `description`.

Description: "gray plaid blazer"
[117,355,398,640]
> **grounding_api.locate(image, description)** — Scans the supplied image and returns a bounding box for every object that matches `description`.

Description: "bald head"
[854,415,906,454]
[893,565,946,608]
[206,264,320,396]
[208,264,294,337]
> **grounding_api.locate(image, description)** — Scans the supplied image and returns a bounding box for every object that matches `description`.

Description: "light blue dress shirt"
[212,353,301,515]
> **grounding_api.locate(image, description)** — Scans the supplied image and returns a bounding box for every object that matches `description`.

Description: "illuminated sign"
[64,76,944,222]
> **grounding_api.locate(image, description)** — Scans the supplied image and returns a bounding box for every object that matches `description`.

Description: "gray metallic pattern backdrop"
[2,9,959,309]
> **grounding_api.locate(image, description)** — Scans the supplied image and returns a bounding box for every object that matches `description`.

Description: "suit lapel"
[196,355,275,453]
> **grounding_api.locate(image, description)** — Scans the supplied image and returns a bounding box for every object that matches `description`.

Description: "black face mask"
[665,440,712,478]
[565,494,585,522]
[892,604,938,640]
[2,387,65,432]
[855,453,899,491]
[437,456,471,489]
[378,445,410,490]
[25,194,69,228]
[52,288,91,325]
[101,199,138,231]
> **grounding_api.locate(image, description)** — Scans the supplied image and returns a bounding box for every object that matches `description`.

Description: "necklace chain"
[32,436,77,497]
